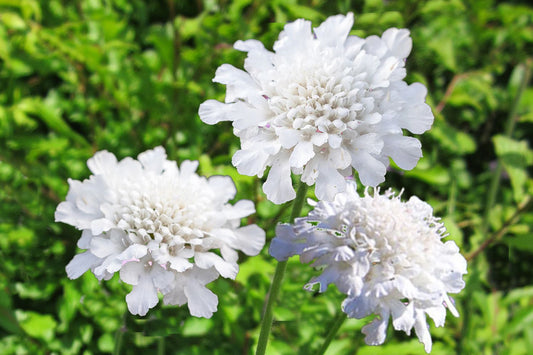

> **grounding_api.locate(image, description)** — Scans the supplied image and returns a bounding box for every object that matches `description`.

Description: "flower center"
[113,179,209,245]
[268,58,372,137]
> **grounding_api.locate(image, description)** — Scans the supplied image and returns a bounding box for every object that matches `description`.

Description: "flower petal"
[232,148,270,177]
[382,135,422,170]
[195,252,238,279]
[350,151,386,186]
[381,28,412,59]
[361,312,390,346]
[233,225,266,256]
[125,273,158,316]
[184,280,218,318]
[87,151,117,175]
[138,146,167,173]
[65,251,101,279]
[263,152,295,204]
[313,13,354,48]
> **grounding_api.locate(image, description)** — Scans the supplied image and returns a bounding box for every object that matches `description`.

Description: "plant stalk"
[316,311,347,355]
[256,181,308,355]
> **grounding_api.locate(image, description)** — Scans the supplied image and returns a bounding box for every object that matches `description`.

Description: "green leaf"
[181,317,213,336]
[428,37,457,71]
[0,12,27,30]
[429,119,476,154]
[404,158,450,186]
[493,135,533,202]
[97,333,114,353]
[16,98,89,146]
[16,311,57,341]
[505,234,533,252]
[505,307,533,336]
[0,288,23,335]
[442,216,463,248]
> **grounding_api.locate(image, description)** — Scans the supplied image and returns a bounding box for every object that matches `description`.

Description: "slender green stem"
[157,336,165,355]
[113,312,127,355]
[316,311,347,355]
[256,181,309,355]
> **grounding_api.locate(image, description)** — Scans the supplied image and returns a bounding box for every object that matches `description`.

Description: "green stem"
[157,336,165,355]
[256,181,309,355]
[316,311,347,355]
[113,312,127,355]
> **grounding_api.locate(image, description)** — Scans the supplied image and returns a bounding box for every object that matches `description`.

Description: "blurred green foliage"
[1,0,532,354]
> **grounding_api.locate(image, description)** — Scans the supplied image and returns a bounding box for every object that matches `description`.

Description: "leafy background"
[1,0,533,354]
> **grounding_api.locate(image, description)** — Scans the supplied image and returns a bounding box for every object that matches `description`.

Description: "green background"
[1,0,532,354]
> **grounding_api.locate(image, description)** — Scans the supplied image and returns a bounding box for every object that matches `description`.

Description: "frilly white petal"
[235,39,274,78]
[269,224,306,261]
[89,235,123,258]
[126,273,159,316]
[342,295,375,319]
[195,252,238,279]
[119,261,145,285]
[207,175,236,203]
[90,218,115,235]
[304,266,339,293]
[199,100,269,130]
[178,159,199,177]
[382,135,422,170]
[273,18,313,54]
[361,313,390,346]
[198,99,233,125]
[213,64,262,105]
[263,153,295,204]
[381,28,412,59]
[290,141,315,169]
[66,251,101,279]
[313,13,354,48]
[414,310,433,353]
[77,229,94,249]
[233,224,266,256]
[117,244,148,261]
[137,146,167,173]
[232,148,270,177]
[395,83,434,134]
[234,39,266,52]
[277,127,300,149]
[350,151,386,186]
[223,199,255,220]
[315,162,346,201]
[87,150,117,175]
[391,300,416,333]
[184,280,218,318]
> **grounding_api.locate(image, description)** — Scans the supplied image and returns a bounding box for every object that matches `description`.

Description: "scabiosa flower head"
[56,147,265,318]
[199,13,433,204]
[270,182,466,353]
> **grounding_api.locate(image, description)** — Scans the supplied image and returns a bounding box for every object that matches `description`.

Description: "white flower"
[56,147,265,318]
[269,182,467,353]
[199,13,433,204]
